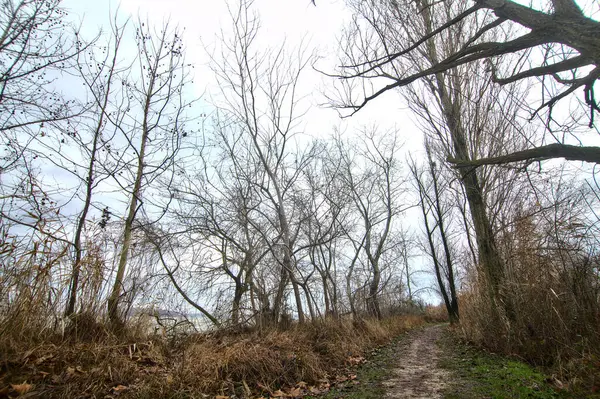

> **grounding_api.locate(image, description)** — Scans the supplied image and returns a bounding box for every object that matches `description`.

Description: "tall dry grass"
[458,213,600,390]
[0,315,425,398]
[0,213,428,397]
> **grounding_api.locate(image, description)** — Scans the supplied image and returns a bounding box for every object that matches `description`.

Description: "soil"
[383,324,449,399]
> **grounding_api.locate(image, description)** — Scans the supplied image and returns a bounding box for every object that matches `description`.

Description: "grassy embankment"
[0,315,425,398]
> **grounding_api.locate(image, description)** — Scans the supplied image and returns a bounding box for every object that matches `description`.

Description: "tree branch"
[491,55,590,85]
[448,143,600,167]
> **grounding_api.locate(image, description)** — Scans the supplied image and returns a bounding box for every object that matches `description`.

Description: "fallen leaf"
[10,383,33,396]
[308,386,322,394]
[288,387,302,397]
[318,382,330,392]
[66,366,85,379]
[111,385,129,394]
[346,355,366,365]
[296,381,307,388]
[215,396,229,399]
[272,390,286,397]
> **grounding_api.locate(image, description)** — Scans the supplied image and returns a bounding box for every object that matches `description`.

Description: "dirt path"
[382,324,449,399]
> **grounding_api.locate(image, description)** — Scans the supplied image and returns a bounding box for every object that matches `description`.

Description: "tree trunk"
[366,263,382,319]
[65,37,121,317]
[420,1,508,312]
[107,74,154,326]
[232,279,244,326]
[291,277,305,323]
[414,164,456,323]
[107,174,143,325]
[429,154,459,322]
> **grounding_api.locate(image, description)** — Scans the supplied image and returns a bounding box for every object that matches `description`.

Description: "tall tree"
[208,0,315,324]
[333,129,407,319]
[409,144,459,323]
[336,0,533,312]
[0,0,89,241]
[65,17,129,317]
[107,19,192,325]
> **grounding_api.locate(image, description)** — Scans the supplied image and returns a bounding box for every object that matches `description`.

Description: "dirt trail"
[383,324,450,399]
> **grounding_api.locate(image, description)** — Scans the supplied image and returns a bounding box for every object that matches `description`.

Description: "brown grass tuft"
[0,315,425,398]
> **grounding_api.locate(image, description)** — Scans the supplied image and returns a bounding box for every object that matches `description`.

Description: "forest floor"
[312,324,592,399]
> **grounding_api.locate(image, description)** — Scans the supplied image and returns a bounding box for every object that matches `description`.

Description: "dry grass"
[0,315,425,398]
[423,304,449,323]
[457,216,600,394]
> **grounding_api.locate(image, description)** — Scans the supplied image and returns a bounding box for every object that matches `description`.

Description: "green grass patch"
[438,332,588,399]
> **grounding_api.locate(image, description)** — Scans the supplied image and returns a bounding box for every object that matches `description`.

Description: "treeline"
[0,1,416,338]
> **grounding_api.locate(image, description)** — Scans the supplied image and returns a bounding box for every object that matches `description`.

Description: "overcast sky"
[60,0,421,147]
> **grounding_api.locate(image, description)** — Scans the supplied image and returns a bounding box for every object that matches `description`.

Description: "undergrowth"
[304,332,406,399]
[0,314,425,398]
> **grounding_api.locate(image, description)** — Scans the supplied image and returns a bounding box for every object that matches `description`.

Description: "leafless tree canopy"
[332,0,600,165]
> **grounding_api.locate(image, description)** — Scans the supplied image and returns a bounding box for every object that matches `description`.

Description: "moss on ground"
[438,331,594,399]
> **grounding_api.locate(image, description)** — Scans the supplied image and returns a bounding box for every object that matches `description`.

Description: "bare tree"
[332,129,408,319]
[170,137,272,328]
[409,144,459,323]
[208,0,315,324]
[107,19,193,325]
[0,0,90,241]
[335,0,536,312]
[64,17,130,317]
[333,0,600,165]
[0,0,90,134]
[0,0,117,321]
[300,148,351,317]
